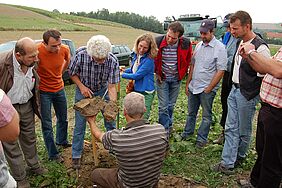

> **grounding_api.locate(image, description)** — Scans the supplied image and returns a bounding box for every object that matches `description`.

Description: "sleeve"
[108,57,120,84]
[257,44,271,77]
[68,53,81,76]
[0,90,17,128]
[122,58,154,80]
[216,45,228,71]
[64,46,71,65]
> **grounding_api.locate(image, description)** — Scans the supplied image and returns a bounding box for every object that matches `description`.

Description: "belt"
[232,82,240,89]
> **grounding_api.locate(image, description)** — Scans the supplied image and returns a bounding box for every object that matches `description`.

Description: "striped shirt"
[162,42,178,79]
[260,47,282,108]
[102,119,169,188]
[69,46,120,92]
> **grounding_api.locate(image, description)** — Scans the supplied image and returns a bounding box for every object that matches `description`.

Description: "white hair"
[86,35,112,59]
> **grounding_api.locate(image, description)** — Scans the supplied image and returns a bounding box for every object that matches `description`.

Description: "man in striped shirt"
[87,92,169,188]
[69,35,120,169]
[238,44,282,188]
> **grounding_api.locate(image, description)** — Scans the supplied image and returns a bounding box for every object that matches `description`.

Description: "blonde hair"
[133,33,158,58]
[86,35,112,59]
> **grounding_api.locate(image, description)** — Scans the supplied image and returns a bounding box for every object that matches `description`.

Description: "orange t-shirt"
[37,43,70,92]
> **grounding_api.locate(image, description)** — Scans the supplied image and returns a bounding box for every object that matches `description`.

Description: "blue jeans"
[221,86,259,168]
[40,89,69,159]
[72,86,116,159]
[182,90,216,143]
[156,77,181,131]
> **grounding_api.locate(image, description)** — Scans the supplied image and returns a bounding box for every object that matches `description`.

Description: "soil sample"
[73,97,106,117]
[103,101,119,121]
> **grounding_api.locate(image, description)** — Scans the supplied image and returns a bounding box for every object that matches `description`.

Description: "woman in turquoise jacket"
[122,33,158,120]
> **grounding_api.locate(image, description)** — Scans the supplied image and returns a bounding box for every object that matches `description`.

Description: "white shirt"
[7,51,35,104]
[232,39,271,84]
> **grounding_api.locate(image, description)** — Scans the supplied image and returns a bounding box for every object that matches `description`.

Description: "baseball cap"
[223,13,233,27]
[199,19,215,33]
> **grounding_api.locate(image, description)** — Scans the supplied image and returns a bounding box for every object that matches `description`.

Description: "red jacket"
[155,36,192,80]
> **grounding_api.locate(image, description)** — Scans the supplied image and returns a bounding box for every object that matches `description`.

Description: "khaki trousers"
[2,100,40,181]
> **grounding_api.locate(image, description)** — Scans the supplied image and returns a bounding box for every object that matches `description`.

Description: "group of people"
[0,9,281,188]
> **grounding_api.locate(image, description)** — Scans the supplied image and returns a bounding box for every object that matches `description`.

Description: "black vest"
[229,36,268,101]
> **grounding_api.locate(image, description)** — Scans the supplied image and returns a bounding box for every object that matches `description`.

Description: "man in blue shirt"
[181,19,227,148]
[69,35,120,169]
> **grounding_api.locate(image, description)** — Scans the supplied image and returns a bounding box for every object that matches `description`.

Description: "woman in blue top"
[122,33,158,120]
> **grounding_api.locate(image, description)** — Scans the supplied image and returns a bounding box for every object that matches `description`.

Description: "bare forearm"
[108,84,117,101]
[89,121,104,142]
[248,52,282,78]
[206,70,225,91]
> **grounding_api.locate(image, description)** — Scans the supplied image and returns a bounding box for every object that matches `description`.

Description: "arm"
[70,75,93,98]
[0,93,20,141]
[87,116,104,142]
[186,63,194,96]
[204,70,225,93]
[240,44,282,78]
[122,59,153,80]
[108,83,117,101]
[62,47,71,73]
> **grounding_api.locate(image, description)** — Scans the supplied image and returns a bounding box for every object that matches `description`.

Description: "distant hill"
[253,23,282,32]
[0,3,130,31]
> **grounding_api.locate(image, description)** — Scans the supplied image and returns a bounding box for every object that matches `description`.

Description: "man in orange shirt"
[37,29,71,162]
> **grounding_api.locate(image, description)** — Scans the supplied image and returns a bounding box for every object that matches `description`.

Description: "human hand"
[156,74,163,84]
[86,115,97,124]
[79,85,93,98]
[185,82,190,96]
[204,87,212,94]
[239,43,255,59]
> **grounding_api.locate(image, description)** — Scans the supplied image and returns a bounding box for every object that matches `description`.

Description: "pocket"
[203,57,217,70]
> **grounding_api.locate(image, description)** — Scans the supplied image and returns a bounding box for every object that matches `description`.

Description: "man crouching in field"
[87,92,169,188]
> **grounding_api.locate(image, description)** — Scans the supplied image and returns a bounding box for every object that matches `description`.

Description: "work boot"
[17,179,30,188]
[211,162,235,175]
[72,158,81,169]
[49,155,64,163]
[213,131,225,145]
[29,166,48,175]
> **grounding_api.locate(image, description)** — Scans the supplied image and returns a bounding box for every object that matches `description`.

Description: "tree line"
[69,8,164,34]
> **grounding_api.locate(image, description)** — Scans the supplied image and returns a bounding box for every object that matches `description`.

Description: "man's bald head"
[14,37,38,68]
[15,37,36,55]
[123,92,146,119]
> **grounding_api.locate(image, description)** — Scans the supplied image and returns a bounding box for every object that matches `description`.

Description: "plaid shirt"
[69,46,120,92]
[260,47,282,108]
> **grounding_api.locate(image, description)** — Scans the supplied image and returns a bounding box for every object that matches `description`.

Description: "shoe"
[17,179,30,188]
[56,143,72,148]
[72,158,81,169]
[234,156,245,168]
[195,141,206,148]
[30,167,48,175]
[49,155,64,163]
[211,162,234,175]
[213,132,225,145]
[181,133,193,141]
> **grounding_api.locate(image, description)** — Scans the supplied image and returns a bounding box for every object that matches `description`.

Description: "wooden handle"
[89,122,99,166]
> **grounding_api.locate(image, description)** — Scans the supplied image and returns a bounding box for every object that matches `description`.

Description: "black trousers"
[220,71,232,128]
[250,103,282,188]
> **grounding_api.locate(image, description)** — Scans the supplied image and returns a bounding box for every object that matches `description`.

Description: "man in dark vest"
[212,11,271,174]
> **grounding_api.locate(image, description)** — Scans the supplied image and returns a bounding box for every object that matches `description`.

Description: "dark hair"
[15,41,26,55]
[230,11,252,30]
[43,29,61,44]
[168,21,184,37]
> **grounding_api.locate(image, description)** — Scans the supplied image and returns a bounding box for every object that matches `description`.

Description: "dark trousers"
[250,103,282,188]
[220,71,232,128]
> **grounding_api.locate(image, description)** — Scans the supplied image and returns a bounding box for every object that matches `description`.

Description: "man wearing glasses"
[37,29,71,163]
[155,21,192,136]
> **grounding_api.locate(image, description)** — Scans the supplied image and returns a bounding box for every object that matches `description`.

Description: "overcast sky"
[0,0,281,23]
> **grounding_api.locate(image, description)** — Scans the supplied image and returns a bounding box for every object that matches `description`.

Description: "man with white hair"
[87,92,168,188]
[69,35,120,169]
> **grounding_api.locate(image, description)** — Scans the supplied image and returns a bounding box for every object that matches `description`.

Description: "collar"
[124,119,148,130]
[201,36,216,48]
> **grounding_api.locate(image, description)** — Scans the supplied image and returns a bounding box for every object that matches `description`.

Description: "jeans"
[72,86,116,159]
[182,90,216,143]
[40,89,69,159]
[221,86,259,168]
[156,77,181,132]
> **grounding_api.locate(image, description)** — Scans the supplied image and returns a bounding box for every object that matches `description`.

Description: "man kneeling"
[87,92,169,188]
